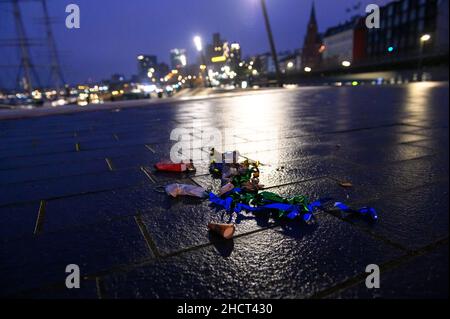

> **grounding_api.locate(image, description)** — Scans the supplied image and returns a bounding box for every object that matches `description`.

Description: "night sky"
[0,0,390,87]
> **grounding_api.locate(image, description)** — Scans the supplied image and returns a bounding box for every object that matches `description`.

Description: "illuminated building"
[137,55,158,82]
[322,16,365,68]
[279,50,301,73]
[366,0,440,60]
[170,49,187,69]
[206,33,225,65]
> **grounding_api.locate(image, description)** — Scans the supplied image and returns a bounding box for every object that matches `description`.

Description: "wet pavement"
[0,83,448,299]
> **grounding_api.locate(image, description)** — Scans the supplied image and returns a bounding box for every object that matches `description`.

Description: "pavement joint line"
[9,219,325,298]
[189,176,204,187]
[326,209,409,253]
[0,178,341,242]
[0,123,418,162]
[90,224,284,279]
[2,209,153,244]
[0,123,167,142]
[327,153,440,173]
[0,140,162,162]
[0,160,447,211]
[144,144,156,153]
[328,172,448,203]
[0,146,153,171]
[321,179,450,253]
[310,237,449,299]
[33,200,46,235]
[140,166,157,183]
[262,175,330,191]
[0,127,428,164]
[0,163,110,187]
[399,122,437,129]
[105,157,115,171]
[0,179,151,210]
[134,213,162,259]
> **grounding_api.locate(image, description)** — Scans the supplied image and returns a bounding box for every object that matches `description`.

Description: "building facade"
[170,49,187,70]
[137,55,157,80]
[321,16,368,68]
[366,0,439,61]
[322,18,357,68]
[435,0,449,54]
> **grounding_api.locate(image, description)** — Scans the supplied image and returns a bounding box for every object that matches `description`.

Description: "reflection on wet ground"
[0,83,448,298]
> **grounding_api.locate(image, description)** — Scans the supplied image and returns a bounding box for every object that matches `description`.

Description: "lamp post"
[418,34,431,80]
[194,36,209,87]
[260,0,282,87]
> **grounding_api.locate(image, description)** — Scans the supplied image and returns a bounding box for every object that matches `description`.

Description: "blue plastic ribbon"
[210,193,312,222]
[209,193,377,223]
[334,202,378,221]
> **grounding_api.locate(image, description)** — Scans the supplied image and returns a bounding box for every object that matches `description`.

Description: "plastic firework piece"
[155,160,196,172]
[219,183,235,196]
[207,222,236,239]
[165,184,208,198]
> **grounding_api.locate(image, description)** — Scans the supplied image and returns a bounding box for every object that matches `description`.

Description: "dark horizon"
[0,0,391,87]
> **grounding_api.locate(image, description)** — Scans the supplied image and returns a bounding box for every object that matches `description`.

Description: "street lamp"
[260,0,282,87]
[193,36,209,87]
[418,34,431,79]
[194,36,203,52]
[420,34,431,42]
[342,61,351,67]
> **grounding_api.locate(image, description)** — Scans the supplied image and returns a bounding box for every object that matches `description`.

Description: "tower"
[41,0,65,91]
[12,0,41,94]
[301,1,322,69]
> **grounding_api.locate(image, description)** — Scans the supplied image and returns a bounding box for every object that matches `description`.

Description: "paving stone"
[0,168,149,206]
[329,156,449,201]
[338,144,433,166]
[101,213,402,299]
[192,156,351,193]
[0,159,108,186]
[0,216,152,297]
[0,202,40,242]
[0,144,151,170]
[0,85,447,298]
[42,180,198,233]
[138,178,369,256]
[335,182,449,250]
[329,243,448,299]
[0,143,76,159]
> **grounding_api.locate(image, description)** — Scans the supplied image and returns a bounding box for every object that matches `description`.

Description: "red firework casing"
[155,162,187,172]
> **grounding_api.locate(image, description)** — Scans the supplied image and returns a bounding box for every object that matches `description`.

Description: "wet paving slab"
[335,181,449,251]
[100,214,402,299]
[327,242,448,299]
[0,84,448,298]
[0,216,153,297]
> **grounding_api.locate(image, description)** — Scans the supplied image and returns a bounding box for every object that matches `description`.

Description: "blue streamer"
[334,202,377,221]
[209,192,377,223]
[210,192,314,222]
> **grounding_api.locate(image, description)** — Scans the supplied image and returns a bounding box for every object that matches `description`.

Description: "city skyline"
[0,0,391,87]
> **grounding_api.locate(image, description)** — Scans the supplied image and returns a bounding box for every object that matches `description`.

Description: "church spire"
[309,0,317,25]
